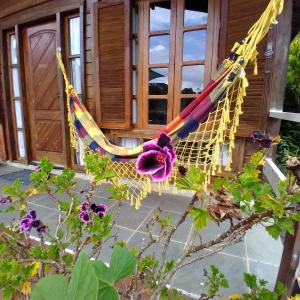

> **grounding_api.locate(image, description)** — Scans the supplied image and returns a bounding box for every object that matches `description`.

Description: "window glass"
[150,1,171,32]
[133,70,138,96]
[120,137,139,148]
[132,99,137,124]
[69,17,80,55]
[14,100,23,128]
[149,68,168,95]
[148,99,167,125]
[133,6,139,33]
[17,131,26,158]
[183,30,206,61]
[149,35,169,64]
[181,65,204,94]
[184,0,208,26]
[133,39,138,65]
[70,58,81,94]
[10,35,18,64]
[12,68,21,97]
[180,98,193,111]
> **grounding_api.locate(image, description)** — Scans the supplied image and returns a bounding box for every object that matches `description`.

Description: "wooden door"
[23,21,65,165]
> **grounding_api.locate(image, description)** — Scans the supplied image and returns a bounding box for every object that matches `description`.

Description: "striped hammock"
[57,0,284,208]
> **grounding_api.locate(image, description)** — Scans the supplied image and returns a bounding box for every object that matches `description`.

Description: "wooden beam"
[269,110,300,122]
[56,12,72,168]
[267,0,293,158]
[277,223,300,299]
[0,30,14,161]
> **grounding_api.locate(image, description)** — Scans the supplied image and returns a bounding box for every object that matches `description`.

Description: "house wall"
[0,0,288,171]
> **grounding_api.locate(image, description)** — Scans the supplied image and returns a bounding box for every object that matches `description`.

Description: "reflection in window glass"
[69,17,80,55]
[70,58,81,94]
[150,1,171,32]
[133,6,139,33]
[133,39,138,65]
[184,0,208,26]
[10,35,18,65]
[12,68,21,97]
[183,30,206,61]
[181,65,204,94]
[133,70,138,96]
[180,98,193,112]
[149,68,168,95]
[148,99,167,125]
[149,35,169,64]
[17,131,26,158]
[14,100,23,128]
[132,99,137,124]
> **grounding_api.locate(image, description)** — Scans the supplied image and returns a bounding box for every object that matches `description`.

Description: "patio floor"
[0,162,283,298]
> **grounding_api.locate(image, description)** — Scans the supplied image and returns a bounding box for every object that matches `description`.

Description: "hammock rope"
[56,0,284,208]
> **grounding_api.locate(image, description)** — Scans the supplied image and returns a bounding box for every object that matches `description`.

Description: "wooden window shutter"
[94,0,132,129]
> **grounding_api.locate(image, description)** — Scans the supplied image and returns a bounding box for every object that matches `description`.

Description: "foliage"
[287,36,300,107]
[0,143,299,299]
[204,265,229,298]
[277,36,300,172]
[31,246,136,300]
[204,267,285,300]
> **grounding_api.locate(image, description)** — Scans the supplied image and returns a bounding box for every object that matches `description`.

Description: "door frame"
[0,0,85,167]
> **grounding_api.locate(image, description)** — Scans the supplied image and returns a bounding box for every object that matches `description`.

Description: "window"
[7,33,26,160]
[66,15,85,166]
[134,0,216,129]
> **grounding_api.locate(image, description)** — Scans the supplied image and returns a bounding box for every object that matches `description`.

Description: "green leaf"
[176,167,206,192]
[31,275,68,300]
[188,207,212,230]
[243,273,257,289]
[109,245,136,282]
[58,200,70,212]
[274,281,286,296]
[92,261,118,300]
[266,224,281,239]
[277,218,295,235]
[67,252,98,300]
[5,206,15,213]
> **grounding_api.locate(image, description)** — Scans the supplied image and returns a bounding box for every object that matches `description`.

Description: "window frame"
[134,0,220,130]
[63,11,86,168]
[6,31,27,161]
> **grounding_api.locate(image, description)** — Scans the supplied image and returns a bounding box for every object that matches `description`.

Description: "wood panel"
[226,0,269,137]
[95,0,131,129]
[23,21,65,165]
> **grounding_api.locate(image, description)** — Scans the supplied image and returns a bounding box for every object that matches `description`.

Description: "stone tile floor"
[0,162,283,298]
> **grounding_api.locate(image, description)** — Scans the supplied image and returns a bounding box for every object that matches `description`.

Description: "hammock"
[57,0,284,208]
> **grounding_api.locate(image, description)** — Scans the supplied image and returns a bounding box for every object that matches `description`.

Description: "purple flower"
[136,133,176,182]
[178,166,188,176]
[37,224,46,234]
[34,166,41,172]
[28,210,37,219]
[250,130,272,148]
[91,204,108,218]
[79,210,90,223]
[19,210,45,233]
[81,201,89,211]
[20,216,33,232]
[0,196,12,204]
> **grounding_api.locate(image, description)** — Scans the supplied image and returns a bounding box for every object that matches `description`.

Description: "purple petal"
[143,141,162,152]
[28,210,37,220]
[164,152,173,179]
[157,133,171,148]
[136,150,165,175]
[163,145,176,163]
[151,164,167,182]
